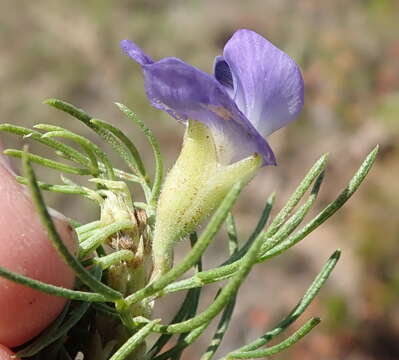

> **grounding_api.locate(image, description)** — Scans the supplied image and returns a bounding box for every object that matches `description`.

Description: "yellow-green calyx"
[151,120,262,279]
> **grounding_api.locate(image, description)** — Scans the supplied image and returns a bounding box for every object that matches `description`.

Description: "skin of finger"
[0,160,77,347]
[0,344,20,360]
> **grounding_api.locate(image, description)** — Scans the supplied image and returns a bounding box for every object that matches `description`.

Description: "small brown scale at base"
[110,208,150,254]
[106,207,153,297]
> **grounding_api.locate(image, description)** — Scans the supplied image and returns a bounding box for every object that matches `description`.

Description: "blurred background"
[1,0,398,359]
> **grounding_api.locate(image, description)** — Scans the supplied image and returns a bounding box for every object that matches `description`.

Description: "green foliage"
[0,101,377,359]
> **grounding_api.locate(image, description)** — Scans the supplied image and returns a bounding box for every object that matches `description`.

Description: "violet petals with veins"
[121,29,304,166]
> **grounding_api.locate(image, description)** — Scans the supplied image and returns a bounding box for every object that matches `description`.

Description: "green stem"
[225,318,320,359]
[224,192,275,265]
[161,146,378,296]
[259,145,378,261]
[22,148,123,301]
[235,250,340,353]
[93,250,135,270]
[200,296,236,360]
[116,103,163,207]
[0,124,89,166]
[124,183,243,307]
[109,320,160,360]
[266,154,328,236]
[134,218,264,334]
[0,265,107,302]
[4,149,91,175]
[79,220,134,257]
[90,119,147,180]
[76,220,103,235]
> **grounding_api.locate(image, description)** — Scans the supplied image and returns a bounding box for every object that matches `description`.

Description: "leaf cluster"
[0,100,378,359]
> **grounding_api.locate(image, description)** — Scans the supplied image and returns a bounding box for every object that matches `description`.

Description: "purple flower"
[121,29,304,166]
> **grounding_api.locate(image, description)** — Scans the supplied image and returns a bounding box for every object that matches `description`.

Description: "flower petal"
[120,40,154,65]
[221,29,304,136]
[140,56,276,165]
[213,56,234,93]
